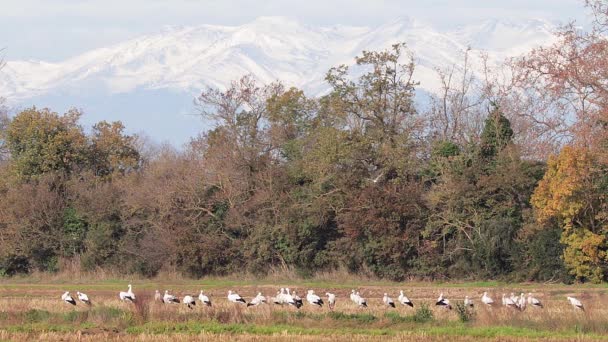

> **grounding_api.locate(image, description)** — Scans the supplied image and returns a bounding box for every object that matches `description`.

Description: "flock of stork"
[60,284,587,312]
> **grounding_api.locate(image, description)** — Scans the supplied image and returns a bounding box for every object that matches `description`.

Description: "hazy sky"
[1,0,589,61]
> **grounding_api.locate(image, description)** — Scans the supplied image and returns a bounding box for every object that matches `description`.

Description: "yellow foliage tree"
[532,146,608,282]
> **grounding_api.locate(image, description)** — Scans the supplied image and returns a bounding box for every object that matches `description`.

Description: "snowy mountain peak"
[0,17,557,144]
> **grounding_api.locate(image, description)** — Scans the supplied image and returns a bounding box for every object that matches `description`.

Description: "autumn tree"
[522,1,608,283]
[89,120,140,177]
[532,146,608,282]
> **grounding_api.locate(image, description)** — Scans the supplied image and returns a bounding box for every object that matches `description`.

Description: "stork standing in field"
[163,290,180,304]
[62,291,76,306]
[356,292,368,308]
[383,293,396,308]
[198,290,212,306]
[119,284,135,302]
[183,295,196,309]
[326,292,336,310]
[464,296,474,308]
[436,293,451,310]
[77,291,91,306]
[155,290,162,303]
[306,290,324,307]
[248,292,267,307]
[398,290,413,308]
[227,290,247,304]
[272,290,283,305]
[502,294,518,309]
[280,288,298,308]
[527,293,543,308]
[567,296,584,311]
[517,293,526,311]
[350,290,357,304]
[291,289,304,308]
[481,292,494,306]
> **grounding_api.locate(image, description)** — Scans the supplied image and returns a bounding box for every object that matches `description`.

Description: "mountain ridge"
[0,16,558,144]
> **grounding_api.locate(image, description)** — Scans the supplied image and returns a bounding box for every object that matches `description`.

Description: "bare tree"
[427,48,489,146]
[509,3,608,159]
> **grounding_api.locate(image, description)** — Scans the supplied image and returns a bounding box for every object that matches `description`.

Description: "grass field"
[1,276,607,341]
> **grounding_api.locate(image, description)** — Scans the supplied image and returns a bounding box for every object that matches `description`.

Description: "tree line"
[0,1,606,282]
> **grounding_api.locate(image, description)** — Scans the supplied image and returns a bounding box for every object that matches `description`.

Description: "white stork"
[183,295,196,309]
[383,293,395,308]
[280,288,298,308]
[227,290,246,304]
[464,296,474,308]
[481,292,494,306]
[272,290,283,305]
[291,289,304,308]
[326,292,336,310]
[436,293,451,310]
[306,290,324,307]
[163,290,180,304]
[350,289,357,303]
[248,292,267,307]
[61,291,76,306]
[356,292,367,308]
[119,284,135,302]
[517,293,526,311]
[502,293,518,309]
[567,296,584,311]
[398,290,413,307]
[527,293,543,308]
[76,291,91,305]
[198,290,212,306]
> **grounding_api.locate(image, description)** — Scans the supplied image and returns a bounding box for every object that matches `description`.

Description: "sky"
[0,0,589,62]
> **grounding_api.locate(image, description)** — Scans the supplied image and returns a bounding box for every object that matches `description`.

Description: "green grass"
[14,306,132,327]
[2,322,95,333]
[327,311,377,323]
[121,321,608,339]
[420,325,608,340]
[3,316,608,340]
[383,311,410,323]
[125,321,392,336]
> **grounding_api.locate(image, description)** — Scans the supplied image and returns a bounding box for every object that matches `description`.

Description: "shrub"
[24,309,51,323]
[454,301,474,322]
[412,303,434,323]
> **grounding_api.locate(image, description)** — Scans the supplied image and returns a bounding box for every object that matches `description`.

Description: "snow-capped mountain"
[0,17,557,145]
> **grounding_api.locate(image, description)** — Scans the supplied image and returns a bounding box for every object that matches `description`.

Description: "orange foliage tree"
[532,146,608,282]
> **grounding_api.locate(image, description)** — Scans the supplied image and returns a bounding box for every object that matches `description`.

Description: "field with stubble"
[1,277,608,341]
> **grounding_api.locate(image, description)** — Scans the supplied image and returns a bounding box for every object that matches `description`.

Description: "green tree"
[480,104,513,160]
[425,111,543,278]
[61,207,88,257]
[5,108,88,180]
